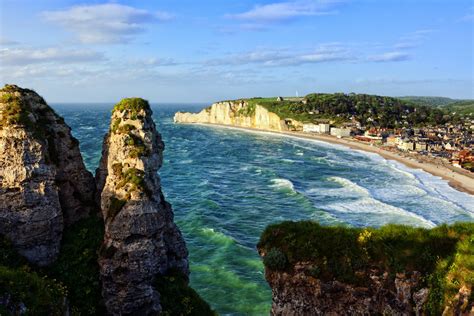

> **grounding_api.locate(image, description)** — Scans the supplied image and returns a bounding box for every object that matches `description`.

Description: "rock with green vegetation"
[258,221,474,315]
[96,98,190,315]
[0,84,95,266]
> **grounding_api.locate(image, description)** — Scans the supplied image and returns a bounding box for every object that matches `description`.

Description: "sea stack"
[0,84,95,266]
[96,98,189,314]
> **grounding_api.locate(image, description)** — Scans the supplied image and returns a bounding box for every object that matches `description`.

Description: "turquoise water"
[54,104,474,315]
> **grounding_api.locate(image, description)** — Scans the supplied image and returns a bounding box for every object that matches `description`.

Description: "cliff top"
[258,221,474,313]
[0,84,64,139]
[112,97,150,114]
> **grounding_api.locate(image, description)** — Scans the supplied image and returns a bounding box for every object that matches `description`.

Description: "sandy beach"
[195,123,474,195]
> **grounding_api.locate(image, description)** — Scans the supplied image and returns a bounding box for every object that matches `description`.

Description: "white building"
[318,123,330,134]
[330,127,351,138]
[303,123,320,133]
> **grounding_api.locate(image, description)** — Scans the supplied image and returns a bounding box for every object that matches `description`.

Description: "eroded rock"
[97,98,188,315]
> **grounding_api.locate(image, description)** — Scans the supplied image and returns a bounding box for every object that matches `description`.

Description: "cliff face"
[265,264,429,315]
[174,100,290,131]
[0,85,95,266]
[258,221,474,316]
[96,98,189,315]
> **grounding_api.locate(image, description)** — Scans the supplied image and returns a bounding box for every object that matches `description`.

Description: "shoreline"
[190,122,474,196]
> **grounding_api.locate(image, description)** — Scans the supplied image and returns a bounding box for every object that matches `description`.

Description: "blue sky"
[0,0,473,102]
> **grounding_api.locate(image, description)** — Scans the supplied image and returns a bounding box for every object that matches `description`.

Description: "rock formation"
[174,100,297,131]
[97,98,189,315]
[0,84,95,266]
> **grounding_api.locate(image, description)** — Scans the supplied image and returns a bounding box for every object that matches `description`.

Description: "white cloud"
[0,38,20,46]
[367,51,411,62]
[207,44,351,67]
[394,29,433,49]
[0,47,105,66]
[226,0,341,22]
[42,3,173,44]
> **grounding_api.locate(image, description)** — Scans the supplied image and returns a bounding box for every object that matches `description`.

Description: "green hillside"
[239,93,449,128]
[444,100,474,116]
[398,96,460,107]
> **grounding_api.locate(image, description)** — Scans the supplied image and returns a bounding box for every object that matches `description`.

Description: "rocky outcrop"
[258,221,474,316]
[0,84,95,266]
[174,100,295,131]
[97,98,189,315]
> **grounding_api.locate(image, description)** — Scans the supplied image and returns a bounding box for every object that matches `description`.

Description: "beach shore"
[194,123,474,195]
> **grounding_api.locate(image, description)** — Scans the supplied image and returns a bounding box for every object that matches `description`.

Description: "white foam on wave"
[270,178,296,193]
[309,176,436,228]
[200,227,235,245]
[387,161,474,214]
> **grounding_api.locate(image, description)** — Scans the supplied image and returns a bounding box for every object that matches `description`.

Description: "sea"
[53,103,474,316]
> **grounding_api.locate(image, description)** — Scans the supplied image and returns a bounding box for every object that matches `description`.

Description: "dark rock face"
[96,98,188,315]
[265,263,429,316]
[0,85,95,266]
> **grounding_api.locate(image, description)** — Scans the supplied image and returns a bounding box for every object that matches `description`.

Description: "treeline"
[260,93,451,127]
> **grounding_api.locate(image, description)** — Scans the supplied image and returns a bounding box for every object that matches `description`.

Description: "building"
[302,123,331,134]
[303,123,319,133]
[330,127,351,138]
[415,142,428,152]
[386,136,399,146]
[398,139,415,151]
[319,123,330,134]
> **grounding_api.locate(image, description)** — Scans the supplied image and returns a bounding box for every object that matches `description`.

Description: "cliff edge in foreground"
[258,221,474,316]
[96,98,190,314]
[0,84,95,266]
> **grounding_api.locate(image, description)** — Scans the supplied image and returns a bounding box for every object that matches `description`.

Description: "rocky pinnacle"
[96,98,189,315]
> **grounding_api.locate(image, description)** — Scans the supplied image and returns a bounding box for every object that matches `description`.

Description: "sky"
[0,0,473,102]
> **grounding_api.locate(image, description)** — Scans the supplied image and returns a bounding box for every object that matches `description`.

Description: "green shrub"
[113,98,150,117]
[111,118,121,133]
[0,266,67,315]
[117,168,146,192]
[263,248,288,271]
[116,124,136,134]
[154,269,216,316]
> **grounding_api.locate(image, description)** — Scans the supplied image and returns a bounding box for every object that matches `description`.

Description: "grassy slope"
[258,221,474,314]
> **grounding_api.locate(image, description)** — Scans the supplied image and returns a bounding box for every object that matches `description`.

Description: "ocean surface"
[54,103,474,316]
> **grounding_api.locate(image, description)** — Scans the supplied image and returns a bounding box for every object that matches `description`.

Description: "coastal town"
[300,118,474,173]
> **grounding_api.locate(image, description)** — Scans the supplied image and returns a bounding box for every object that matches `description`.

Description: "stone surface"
[0,85,95,266]
[97,98,189,315]
[263,262,430,316]
[174,101,292,131]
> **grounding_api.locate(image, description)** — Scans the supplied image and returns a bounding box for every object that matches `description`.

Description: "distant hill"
[444,100,474,116]
[398,96,474,117]
[398,96,460,107]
